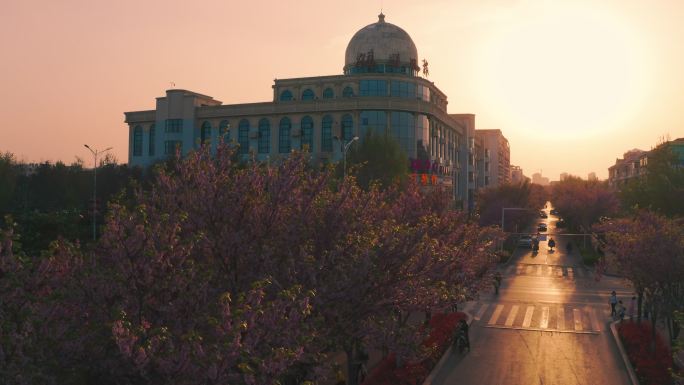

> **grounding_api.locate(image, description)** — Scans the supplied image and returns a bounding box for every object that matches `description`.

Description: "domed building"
[125,14,482,207]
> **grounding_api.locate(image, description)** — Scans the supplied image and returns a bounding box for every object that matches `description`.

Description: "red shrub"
[362,312,466,385]
[618,321,673,385]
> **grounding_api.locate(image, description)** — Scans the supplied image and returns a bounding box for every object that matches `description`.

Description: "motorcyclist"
[548,237,556,251]
[454,319,470,351]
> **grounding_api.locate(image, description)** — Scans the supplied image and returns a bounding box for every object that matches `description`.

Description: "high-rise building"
[510,165,527,184]
[474,129,510,187]
[531,172,549,186]
[124,14,478,207]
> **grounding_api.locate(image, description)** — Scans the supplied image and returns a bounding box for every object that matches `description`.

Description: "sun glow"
[477,4,651,139]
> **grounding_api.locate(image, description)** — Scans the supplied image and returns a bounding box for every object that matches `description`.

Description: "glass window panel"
[238,119,250,155]
[258,118,270,154]
[279,117,291,153]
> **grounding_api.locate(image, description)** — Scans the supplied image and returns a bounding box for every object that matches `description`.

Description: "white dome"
[344,14,419,72]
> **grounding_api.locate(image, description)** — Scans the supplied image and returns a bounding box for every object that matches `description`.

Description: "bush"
[579,245,602,266]
[362,312,466,385]
[618,321,673,385]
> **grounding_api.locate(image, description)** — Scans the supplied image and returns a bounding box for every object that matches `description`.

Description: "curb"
[609,319,640,385]
[422,311,473,385]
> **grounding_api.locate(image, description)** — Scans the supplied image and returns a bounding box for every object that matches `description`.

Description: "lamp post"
[343,136,359,179]
[84,144,112,240]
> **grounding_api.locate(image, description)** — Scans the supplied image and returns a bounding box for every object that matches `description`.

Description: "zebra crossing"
[503,263,591,279]
[462,301,609,334]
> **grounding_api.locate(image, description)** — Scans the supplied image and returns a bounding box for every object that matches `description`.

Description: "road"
[429,208,634,385]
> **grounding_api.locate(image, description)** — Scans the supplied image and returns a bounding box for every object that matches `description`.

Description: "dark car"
[550,209,559,215]
[539,211,548,218]
[537,223,548,232]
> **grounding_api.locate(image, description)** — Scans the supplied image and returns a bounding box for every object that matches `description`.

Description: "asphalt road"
[429,209,633,385]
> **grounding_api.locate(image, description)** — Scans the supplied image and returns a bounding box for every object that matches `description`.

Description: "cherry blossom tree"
[551,176,619,232]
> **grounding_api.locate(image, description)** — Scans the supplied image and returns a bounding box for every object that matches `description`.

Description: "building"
[531,172,549,186]
[474,129,510,187]
[124,14,475,206]
[510,165,528,184]
[608,138,684,187]
[560,172,569,181]
[587,172,597,181]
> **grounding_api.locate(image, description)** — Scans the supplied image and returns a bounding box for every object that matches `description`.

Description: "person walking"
[617,300,626,321]
[609,291,618,318]
[494,272,502,295]
[628,296,636,319]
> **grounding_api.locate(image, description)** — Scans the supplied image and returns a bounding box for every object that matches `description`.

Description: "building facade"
[608,138,684,187]
[124,14,474,206]
[510,165,528,184]
[474,129,510,188]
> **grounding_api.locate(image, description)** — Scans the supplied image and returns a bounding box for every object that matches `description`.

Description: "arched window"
[323,88,334,99]
[301,116,314,152]
[238,119,250,155]
[219,120,230,143]
[148,124,155,156]
[258,118,270,154]
[322,115,333,152]
[279,117,292,153]
[343,86,354,98]
[280,90,293,101]
[341,114,354,141]
[201,121,212,145]
[301,89,315,101]
[133,125,143,156]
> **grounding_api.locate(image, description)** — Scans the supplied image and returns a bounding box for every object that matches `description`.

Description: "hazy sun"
[477,4,650,139]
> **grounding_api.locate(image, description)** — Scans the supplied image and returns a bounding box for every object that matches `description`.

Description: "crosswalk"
[503,263,591,279]
[462,301,610,334]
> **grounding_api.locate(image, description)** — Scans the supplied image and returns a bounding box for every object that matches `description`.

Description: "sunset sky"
[2,0,683,180]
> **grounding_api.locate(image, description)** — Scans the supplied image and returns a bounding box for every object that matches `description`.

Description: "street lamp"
[343,136,359,179]
[84,144,112,240]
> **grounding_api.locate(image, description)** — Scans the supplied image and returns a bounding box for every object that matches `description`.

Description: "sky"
[2,0,684,180]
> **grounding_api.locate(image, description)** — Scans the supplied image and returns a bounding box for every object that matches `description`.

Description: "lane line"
[475,303,489,321]
[573,308,583,331]
[589,307,601,332]
[522,306,535,328]
[526,265,534,275]
[540,306,549,329]
[536,265,543,276]
[505,305,519,326]
[556,267,563,277]
[488,304,504,325]
[568,267,574,280]
[558,306,565,330]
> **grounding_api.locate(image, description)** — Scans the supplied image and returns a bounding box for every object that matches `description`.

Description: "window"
[133,126,143,156]
[201,121,212,145]
[359,80,387,96]
[301,116,314,152]
[280,90,293,101]
[360,111,387,138]
[258,118,270,154]
[219,120,230,143]
[323,88,334,99]
[279,117,292,153]
[165,119,183,133]
[301,89,315,100]
[343,86,354,98]
[322,115,333,152]
[390,111,415,157]
[164,140,182,155]
[238,119,250,155]
[341,114,354,141]
[148,124,155,156]
[390,80,416,99]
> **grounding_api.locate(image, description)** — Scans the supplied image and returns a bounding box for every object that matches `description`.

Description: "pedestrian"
[609,291,617,317]
[617,300,625,321]
[458,319,470,351]
[357,362,368,383]
[494,272,502,295]
[628,296,636,319]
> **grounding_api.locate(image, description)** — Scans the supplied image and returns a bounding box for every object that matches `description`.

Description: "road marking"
[505,305,519,326]
[536,265,543,276]
[589,307,601,331]
[526,265,534,275]
[475,303,489,321]
[557,307,565,330]
[517,265,525,274]
[573,308,583,331]
[522,306,535,328]
[568,267,574,279]
[556,267,563,277]
[540,306,549,329]
[547,266,554,276]
[488,304,504,325]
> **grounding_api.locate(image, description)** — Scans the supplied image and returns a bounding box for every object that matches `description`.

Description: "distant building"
[510,165,528,184]
[587,172,597,181]
[560,172,569,181]
[474,129,510,188]
[607,138,684,187]
[124,14,476,207]
[531,172,549,186]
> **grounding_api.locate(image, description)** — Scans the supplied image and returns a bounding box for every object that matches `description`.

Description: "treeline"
[0,152,144,254]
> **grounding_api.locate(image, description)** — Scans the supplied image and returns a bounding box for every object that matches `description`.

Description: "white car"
[518,235,533,248]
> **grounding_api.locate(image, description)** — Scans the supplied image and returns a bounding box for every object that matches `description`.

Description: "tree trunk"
[346,343,359,385]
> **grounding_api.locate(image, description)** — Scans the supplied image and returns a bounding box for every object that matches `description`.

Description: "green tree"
[620,144,684,217]
[343,130,409,190]
[0,152,18,213]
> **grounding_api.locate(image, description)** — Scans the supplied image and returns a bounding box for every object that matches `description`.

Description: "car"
[518,235,533,248]
[539,211,548,218]
[537,223,548,232]
[556,219,566,228]
[550,209,559,215]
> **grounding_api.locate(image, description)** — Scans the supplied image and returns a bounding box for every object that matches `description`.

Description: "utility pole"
[84,144,112,240]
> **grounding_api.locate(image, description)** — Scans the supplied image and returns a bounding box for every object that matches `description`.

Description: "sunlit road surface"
[430,211,633,385]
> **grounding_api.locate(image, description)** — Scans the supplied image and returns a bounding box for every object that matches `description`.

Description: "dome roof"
[344,13,418,72]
